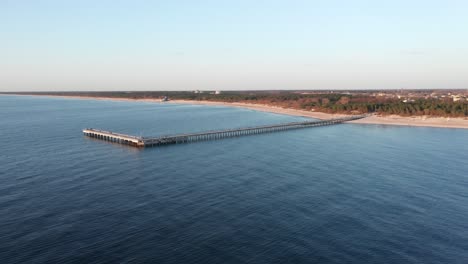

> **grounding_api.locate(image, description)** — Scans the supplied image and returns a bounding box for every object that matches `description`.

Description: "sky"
[1,0,468,91]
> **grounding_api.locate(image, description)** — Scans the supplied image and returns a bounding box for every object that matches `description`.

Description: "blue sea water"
[0,95,467,264]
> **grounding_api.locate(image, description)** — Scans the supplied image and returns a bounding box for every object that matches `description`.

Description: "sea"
[1,95,467,264]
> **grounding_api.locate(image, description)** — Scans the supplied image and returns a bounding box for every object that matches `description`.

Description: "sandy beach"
[4,94,468,129]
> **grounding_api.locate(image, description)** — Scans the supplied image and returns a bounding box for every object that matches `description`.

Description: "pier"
[83,115,367,148]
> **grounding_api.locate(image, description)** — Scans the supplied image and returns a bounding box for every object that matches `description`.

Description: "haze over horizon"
[2,0,468,92]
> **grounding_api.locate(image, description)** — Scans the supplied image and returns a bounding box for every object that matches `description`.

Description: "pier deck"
[82,128,145,147]
[83,115,367,148]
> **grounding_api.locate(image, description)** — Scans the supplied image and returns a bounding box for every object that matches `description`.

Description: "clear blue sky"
[1,0,467,91]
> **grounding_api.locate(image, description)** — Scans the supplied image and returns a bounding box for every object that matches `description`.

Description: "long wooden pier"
[83,115,367,148]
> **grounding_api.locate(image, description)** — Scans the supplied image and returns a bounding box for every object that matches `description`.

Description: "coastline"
[169,100,468,129]
[3,94,468,129]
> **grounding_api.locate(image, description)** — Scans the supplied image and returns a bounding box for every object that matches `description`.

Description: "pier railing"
[83,114,368,148]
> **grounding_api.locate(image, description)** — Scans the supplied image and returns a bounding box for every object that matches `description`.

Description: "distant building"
[215,90,221,95]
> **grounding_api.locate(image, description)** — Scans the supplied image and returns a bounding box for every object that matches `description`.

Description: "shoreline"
[3,94,468,129]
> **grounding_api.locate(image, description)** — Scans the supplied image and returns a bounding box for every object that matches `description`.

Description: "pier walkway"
[83,115,367,148]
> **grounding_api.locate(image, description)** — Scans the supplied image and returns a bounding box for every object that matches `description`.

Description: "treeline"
[10,91,468,117]
[321,100,467,117]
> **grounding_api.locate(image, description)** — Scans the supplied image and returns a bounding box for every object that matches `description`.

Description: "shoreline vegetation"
[2,91,467,129]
